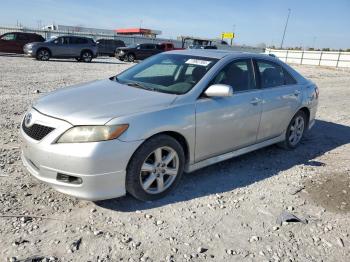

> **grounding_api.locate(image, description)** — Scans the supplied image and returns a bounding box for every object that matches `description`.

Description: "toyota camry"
[20,50,319,201]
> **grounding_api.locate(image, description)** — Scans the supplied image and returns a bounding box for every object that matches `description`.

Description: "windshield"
[115,54,218,94]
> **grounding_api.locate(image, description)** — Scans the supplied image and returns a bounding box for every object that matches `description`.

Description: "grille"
[22,122,54,140]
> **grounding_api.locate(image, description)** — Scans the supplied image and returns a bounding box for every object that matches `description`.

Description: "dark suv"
[115,43,164,62]
[0,32,45,53]
[97,39,125,56]
[23,36,98,62]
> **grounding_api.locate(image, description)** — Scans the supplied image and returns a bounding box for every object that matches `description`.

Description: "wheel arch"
[36,47,51,56]
[297,107,310,128]
[126,131,190,171]
[80,49,93,56]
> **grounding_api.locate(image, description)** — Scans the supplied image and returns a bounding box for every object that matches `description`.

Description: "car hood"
[33,79,177,125]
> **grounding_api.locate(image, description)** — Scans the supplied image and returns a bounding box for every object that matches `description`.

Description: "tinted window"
[283,68,297,85]
[17,34,28,40]
[70,37,88,44]
[256,61,285,88]
[62,37,70,44]
[1,33,16,40]
[211,59,256,92]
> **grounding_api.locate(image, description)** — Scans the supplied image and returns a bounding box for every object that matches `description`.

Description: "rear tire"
[126,135,185,201]
[127,53,135,63]
[36,49,50,61]
[80,50,93,62]
[280,111,307,149]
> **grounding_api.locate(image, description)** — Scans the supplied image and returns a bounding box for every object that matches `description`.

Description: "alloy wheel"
[82,52,92,62]
[139,146,179,194]
[38,50,49,61]
[288,115,305,146]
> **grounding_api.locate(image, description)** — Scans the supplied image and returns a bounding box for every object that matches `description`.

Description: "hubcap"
[288,116,305,146]
[140,146,179,194]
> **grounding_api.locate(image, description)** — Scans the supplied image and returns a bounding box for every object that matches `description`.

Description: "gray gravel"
[0,56,349,261]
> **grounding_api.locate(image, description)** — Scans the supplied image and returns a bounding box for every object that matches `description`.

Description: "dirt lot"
[0,55,349,262]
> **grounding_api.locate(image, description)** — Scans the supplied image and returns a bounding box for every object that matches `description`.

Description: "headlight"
[57,124,129,143]
[119,50,124,54]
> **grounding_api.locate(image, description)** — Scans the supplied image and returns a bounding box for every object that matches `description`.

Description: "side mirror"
[204,84,233,97]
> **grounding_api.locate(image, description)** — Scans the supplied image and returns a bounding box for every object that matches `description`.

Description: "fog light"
[57,173,83,184]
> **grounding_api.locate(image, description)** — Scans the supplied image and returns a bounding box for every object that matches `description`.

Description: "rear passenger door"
[255,59,302,141]
[69,37,87,57]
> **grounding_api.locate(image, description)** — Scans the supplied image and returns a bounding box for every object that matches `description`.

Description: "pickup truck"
[115,42,183,62]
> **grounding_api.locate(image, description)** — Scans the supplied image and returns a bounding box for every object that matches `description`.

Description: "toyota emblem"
[24,113,32,127]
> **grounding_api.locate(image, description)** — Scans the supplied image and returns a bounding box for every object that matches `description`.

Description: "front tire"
[36,49,50,61]
[126,135,185,201]
[281,111,307,149]
[80,50,93,62]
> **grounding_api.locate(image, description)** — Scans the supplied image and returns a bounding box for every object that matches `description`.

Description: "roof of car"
[166,49,270,60]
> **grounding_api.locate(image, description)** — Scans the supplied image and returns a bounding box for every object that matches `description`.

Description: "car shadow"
[0,52,24,57]
[95,119,350,212]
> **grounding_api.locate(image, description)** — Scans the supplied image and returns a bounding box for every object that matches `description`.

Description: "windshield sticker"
[185,59,212,66]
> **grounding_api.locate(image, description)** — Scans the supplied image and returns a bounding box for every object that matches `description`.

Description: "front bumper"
[20,108,143,200]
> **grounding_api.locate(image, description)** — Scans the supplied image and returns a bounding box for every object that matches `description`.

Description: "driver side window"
[211,59,256,92]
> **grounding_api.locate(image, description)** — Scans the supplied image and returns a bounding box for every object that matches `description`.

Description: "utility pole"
[280,8,291,49]
[231,24,236,46]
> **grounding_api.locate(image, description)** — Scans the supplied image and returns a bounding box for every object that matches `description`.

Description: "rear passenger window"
[211,59,256,92]
[70,38,88,44]
[283,68,297,85]
[256,61,284,88]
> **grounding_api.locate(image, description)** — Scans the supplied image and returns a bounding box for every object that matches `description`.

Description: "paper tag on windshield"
[185,59,211,66]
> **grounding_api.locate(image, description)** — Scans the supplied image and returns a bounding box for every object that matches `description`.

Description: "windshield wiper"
[125,82,155,91]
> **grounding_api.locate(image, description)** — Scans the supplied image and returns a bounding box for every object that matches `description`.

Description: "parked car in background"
[115,43,164,62]
[96,39,125,56]
[158,42,184,51]
[23,36,98,62]
[189,44,218,49]
[20,50,319,201]
[0,32,45,53]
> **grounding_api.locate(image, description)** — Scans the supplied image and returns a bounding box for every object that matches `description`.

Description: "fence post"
[285,50,289,63]
[319,51,323,66]
[300,50,304,65]
[336,51,341,68]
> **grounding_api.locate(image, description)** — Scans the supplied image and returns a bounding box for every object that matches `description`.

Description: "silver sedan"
[20,50,319,201]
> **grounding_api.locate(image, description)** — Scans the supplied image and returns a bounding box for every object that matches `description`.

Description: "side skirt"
[186,133,285,173]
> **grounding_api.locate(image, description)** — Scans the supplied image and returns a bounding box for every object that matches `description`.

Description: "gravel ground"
[0,55,349,262]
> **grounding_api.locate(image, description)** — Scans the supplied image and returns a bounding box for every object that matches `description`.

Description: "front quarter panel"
[107,103,196,164]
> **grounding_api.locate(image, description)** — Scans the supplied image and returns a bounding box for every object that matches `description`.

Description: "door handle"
[294,90,301,96]
[250,97,262,105]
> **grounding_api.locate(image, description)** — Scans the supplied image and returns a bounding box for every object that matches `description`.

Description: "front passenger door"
[195,59,263,161]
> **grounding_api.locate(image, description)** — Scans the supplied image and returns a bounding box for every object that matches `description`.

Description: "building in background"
[115,28,162,38]
[42,24,115,35]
